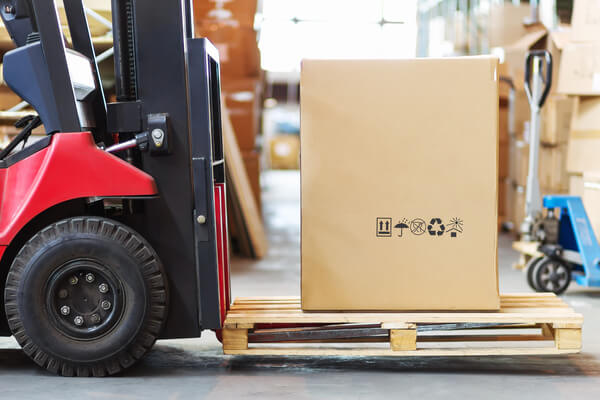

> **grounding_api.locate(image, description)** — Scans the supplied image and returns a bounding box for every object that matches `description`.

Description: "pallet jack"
[0,0,230,376]
[515,50,600,294]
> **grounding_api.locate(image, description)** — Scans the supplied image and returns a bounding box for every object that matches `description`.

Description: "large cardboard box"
[567,97,600,173]
[510,139,569,190]
[488,3,536,48]
[269,134,300,170]
[300,57,500,311]
[558,42,600,95]
[546,28,571,94]
[571,0,600,42]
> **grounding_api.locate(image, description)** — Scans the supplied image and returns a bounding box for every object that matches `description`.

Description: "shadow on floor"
[2,344,598,378]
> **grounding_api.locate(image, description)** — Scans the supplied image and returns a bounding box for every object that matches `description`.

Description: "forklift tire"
[531,256,572,295]
[525,256,544,291]
[4,217,168,377]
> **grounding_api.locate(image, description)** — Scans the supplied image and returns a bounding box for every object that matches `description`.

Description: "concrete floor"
[1,170,600,399]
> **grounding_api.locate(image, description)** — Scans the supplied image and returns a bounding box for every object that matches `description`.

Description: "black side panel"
[130,0,208,338]
[187,38,222,329]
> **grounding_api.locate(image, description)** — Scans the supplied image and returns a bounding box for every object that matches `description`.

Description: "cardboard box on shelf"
[540,95,575,145]
[269,134,299,170]
[558,42,600,96]
[570,173,584,197]
[570,0,600,42]
[566,97,600,173]
[582,172,600,237]
[547,28,571,94]
[222,78,262,151]
[539,143,569,191]
[0,85,22,109]
[196,23,261,79]
[301,57,500,311]
[194,0,258,28]
[510,140,568,191]
[499,103,509,143]
[242,150,262,213]
[488,3,537,48]
[503,26,547,91]
[513,89,531,139]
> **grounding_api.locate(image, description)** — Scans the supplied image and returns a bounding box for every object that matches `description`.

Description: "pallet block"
[221,294,583,357]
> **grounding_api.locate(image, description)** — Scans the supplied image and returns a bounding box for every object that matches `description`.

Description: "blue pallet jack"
[517,50,600,294]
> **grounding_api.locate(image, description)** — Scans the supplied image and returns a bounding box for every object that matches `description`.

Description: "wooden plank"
[222,329,249,351]
[390,329,417,351]
[221,100,268,259]
[512,241,543,257]
[224,347,580,357]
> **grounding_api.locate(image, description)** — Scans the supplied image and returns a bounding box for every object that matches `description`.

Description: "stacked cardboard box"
[194,0,263,211]
[497,7,582,231]
[557,0,600,237]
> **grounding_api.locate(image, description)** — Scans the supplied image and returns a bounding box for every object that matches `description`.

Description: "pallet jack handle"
[520,50,553,241]
[524,50,552,110]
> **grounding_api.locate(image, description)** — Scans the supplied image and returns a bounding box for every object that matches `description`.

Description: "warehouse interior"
[1,0,600,398]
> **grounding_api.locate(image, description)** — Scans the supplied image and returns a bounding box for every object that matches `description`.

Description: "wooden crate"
[222,294,583,357]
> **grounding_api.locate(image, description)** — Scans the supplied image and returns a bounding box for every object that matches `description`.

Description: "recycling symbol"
[427,218,445,236]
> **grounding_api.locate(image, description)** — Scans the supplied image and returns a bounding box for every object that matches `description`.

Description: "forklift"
[0,0,230,376]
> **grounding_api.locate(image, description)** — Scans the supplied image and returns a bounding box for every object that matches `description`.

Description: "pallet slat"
[222,294,583,357]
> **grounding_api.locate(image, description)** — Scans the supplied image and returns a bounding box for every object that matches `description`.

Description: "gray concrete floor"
[1,170,600,399]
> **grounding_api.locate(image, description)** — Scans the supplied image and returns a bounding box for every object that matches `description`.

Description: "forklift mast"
[0,0,229,338]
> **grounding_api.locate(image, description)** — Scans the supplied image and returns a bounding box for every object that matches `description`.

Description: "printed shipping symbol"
[376,218,392,237]
[427,218,445,236]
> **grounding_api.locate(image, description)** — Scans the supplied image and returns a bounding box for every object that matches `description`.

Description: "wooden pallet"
[222,294,583,357]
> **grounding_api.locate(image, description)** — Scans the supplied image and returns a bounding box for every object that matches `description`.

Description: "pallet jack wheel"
[4,217,168,376]
[525,256,544,291]
[531,256,571,295]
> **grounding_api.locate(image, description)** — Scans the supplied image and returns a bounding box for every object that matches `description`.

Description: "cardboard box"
[242,150,262,213]
[567,97,600,173]
[194,0,258,28]
[223,78,262,151]
[571,0,600,42]
[570,173,584,197]
[196,22,261,79]
[512,89,531,139]
[300,57,500,311]
[558,42,600,95]
[583,172,600,237]
[499,140,509,179]
[510,139,529,186]
[270,134,299,170]
[488,3,536,48]
[546,28,571,94]
[539,143,569,190]
[503,27,547,91]
[499,103,509,144]
[540,95,575,144]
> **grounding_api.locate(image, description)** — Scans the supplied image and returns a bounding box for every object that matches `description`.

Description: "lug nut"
[101,300,111,311]
[58,289,68,299]
[98,283,109,294]
[85,273,95,283]
[90,314,101,324]
[73,316,84,326]
[60,305,70,316]
[69,276,78,285]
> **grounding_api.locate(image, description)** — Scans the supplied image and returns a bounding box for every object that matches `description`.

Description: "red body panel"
[0,132,157,247]
[214,183,230,325]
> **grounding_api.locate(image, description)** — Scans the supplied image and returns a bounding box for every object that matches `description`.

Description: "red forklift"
[0,0,230,376]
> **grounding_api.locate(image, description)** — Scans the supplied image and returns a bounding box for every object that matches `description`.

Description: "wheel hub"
[45,260,124,340]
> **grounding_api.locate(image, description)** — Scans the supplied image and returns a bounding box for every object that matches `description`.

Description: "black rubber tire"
[4,217,168,377]
[525,256,544,291]
[531,257,572,295]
